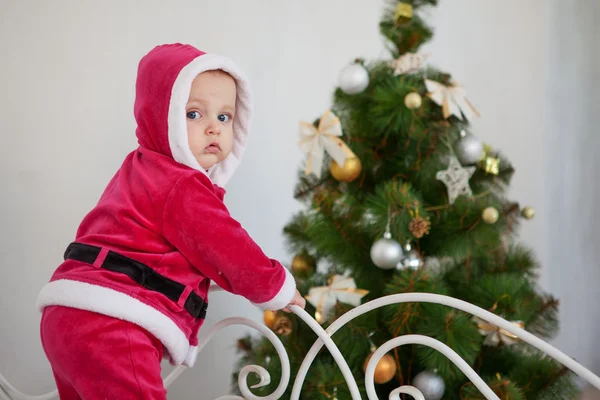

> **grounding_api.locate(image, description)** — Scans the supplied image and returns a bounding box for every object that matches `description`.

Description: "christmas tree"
[233,1,578,399]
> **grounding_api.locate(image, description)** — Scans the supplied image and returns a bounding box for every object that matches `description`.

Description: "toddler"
[37,43,305,399]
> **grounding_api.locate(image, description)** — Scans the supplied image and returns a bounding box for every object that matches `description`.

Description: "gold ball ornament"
[522,206,535,220]
[404,92,422,109]
[330,156,362,182]
[291,254,316,277]
[263,310,277,329]
[482,207,499,224]
[363,352,397,384]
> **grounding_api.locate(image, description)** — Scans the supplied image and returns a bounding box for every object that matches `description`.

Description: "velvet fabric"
[37,44,296,377]
[41,305,167,400]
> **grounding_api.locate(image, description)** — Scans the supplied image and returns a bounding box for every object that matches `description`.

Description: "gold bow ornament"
[472,316,525,346]
[425,78,480,121]
[298,110,355,179]
[394,2,413,23]
[479,143,500,175]
[306,274,369,323]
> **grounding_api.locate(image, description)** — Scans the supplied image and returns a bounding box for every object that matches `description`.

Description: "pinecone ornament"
[409,216,431,238]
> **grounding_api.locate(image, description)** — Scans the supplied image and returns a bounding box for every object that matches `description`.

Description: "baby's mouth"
[205,142,221,153]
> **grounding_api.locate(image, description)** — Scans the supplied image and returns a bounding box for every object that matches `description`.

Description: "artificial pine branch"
[234,1,578,398]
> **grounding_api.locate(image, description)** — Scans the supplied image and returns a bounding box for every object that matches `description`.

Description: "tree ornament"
[425,78,479,121]
[412,370,445,400]
[330,156,362,182]
[482,207,499,224]
[298,110,353,178]
[478,143,500,175]
[306,275,368,324]
[272,315,293,336]
[521,206,535,220]
[314,310,324,324]
[404,92,423,109]
[394,2,413,23]
[339,62,369,95]
[409,215,431,239]
[473,317,524,346]
[455,130,484,165]
[436,157,476,204]
[362,210,377,225]
[370,207,403,269]
[482,156,500,175]
[363,351,397,384]
[263,310,277,329]
[371,233,404,269]
[398,242,422,270]
[389,52,430,76]
[291,253,316,277]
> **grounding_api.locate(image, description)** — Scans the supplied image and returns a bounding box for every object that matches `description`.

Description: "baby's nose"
[205,121,221,135]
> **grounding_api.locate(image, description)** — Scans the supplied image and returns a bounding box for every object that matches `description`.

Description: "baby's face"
[186,71,237,170]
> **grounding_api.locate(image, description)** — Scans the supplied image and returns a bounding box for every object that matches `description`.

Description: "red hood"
[134,43,252,187]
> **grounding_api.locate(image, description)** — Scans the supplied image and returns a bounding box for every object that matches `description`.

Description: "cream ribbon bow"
[298,110,348,179]
[425,78,480,121]
[306,274,369,323]
[472,316,525,346]
[390,52,430,75]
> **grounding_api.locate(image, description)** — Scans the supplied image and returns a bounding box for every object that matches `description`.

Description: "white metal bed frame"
[2,290,599,400]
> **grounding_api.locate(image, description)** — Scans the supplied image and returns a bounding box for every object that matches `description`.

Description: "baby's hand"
[282,289,306,313]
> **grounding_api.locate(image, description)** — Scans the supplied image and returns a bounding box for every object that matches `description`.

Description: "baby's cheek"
[185,123,194,143]
[188,133,203,154]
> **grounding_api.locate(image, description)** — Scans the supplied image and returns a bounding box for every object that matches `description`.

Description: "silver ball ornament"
[339,63,370,95]
[398,243,422,270]
[455,130,484,165]
[370,232,403,269]
[413,371,445,400]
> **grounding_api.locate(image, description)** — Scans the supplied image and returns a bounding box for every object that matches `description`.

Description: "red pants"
[40,306,167,399]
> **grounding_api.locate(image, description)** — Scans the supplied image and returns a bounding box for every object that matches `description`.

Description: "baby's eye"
[187,111,201,120]
[218,114,231,123]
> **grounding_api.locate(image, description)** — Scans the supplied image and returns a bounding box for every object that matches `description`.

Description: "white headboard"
[2,291,599,400]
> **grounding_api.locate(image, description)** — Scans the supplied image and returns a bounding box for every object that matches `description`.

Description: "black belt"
[64,242,208,319]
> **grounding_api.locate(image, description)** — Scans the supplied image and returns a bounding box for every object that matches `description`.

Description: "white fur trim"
[183,345,199,366]
[253,268,296,310]
[37,279,198,367]
[168,53,253,187]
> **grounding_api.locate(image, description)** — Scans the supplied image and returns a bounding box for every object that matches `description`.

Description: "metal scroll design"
[0,378,57,400]
[0,316,292,400]
[166,316,291,400]
[1,292,600,399]
[289,292,600,400]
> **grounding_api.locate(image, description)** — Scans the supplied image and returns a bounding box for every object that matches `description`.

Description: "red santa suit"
[37,43,295,397]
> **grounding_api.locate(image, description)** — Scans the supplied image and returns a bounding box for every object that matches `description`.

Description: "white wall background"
[543,0,600,377]
[0,0,597,398]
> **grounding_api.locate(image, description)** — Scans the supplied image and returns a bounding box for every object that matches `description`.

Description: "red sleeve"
[162,173,296,310]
